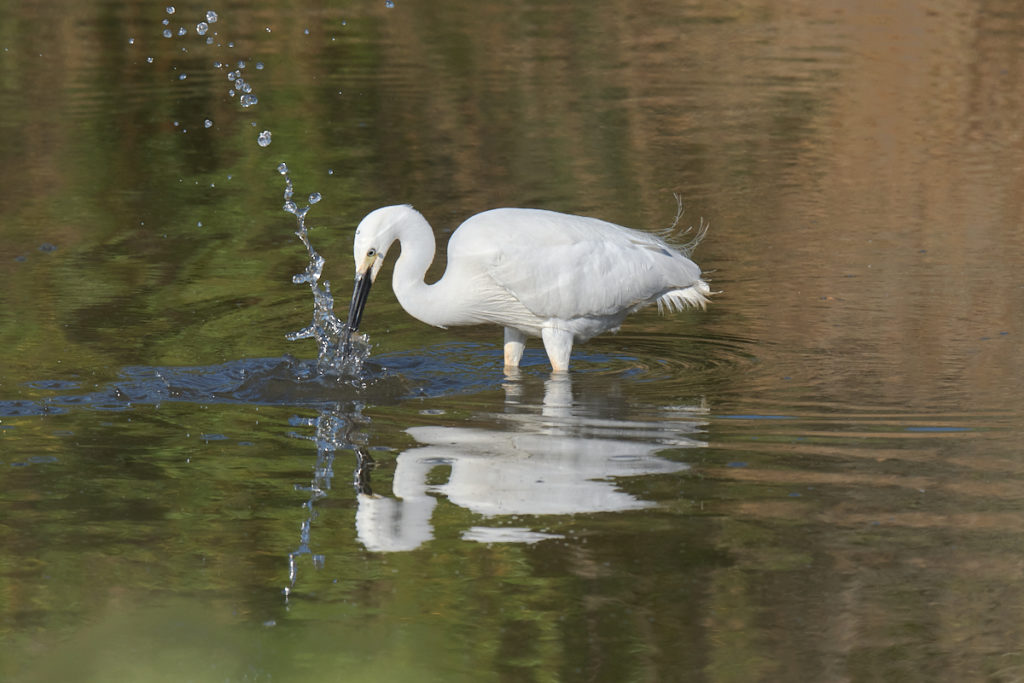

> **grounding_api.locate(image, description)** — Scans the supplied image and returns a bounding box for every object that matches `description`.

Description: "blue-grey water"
[2,2,1023,681]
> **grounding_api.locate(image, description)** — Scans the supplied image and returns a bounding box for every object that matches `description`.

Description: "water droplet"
[385,0,395,7]
[277,162,289,175]
[128,37,135,45]
[166,6,175,14]
[162,18,170,25]
[197,221,203,227]
[204,119,213,128]
[309,193,322,204]
[163,29,172,38]
[257,130,272,147]
[283,200,297,214]
[206,36,214,45]
[265,27,271,33]
[304,28,310,35]
[178,73,187,80]
[255,62,264,70]
[177,26,187,36]
[239,93,258,107]
[206,10,218,23]
[213,61,222,68]
[327,169,334,175]
[146,57,154,63]
[227,70,237,80]
[196,21,208,35]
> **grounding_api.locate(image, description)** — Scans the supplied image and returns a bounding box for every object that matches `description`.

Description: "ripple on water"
[0,334,755,416]
[574,331,759,383]
[359,330,757,400]
[0,356,411,417]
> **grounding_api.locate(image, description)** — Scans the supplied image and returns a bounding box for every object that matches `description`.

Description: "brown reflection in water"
[363,0,1024,412]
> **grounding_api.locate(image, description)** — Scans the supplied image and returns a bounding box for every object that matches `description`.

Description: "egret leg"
[503,327,527,368]
[541,327,573,373]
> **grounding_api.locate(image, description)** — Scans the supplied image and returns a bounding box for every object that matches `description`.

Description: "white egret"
[345,205,711,372]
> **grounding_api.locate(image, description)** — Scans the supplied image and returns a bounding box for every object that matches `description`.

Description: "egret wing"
[455,209,701,321]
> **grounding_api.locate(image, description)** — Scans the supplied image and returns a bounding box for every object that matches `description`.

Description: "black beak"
[345,271,373,338]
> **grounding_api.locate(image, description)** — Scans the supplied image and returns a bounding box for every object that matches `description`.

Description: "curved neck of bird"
[390,212,447,326]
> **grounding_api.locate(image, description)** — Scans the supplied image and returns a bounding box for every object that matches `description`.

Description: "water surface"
[2,1,1023,681]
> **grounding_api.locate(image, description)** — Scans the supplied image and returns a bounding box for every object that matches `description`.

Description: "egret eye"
[367,248,377,258]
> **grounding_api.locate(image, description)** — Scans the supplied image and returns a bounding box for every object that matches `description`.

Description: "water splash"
[228,61,260,108]
[276,162,380,593]
[159,8,264,128]
[279,163,370,377]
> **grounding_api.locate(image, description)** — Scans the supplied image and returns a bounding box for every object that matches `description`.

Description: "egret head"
[345,205,413,336]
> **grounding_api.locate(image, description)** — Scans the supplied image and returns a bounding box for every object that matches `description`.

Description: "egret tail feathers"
[657,195,709,257]
[656,280,711,314]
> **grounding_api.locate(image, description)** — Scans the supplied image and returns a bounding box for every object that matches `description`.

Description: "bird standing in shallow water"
[345,205,711,372]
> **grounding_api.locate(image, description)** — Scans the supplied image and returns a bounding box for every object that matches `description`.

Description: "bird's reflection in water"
[355,373,707,552]
[286,376,706,591]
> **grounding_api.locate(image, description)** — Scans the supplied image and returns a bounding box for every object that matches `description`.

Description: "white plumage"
[345,205,710,372]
